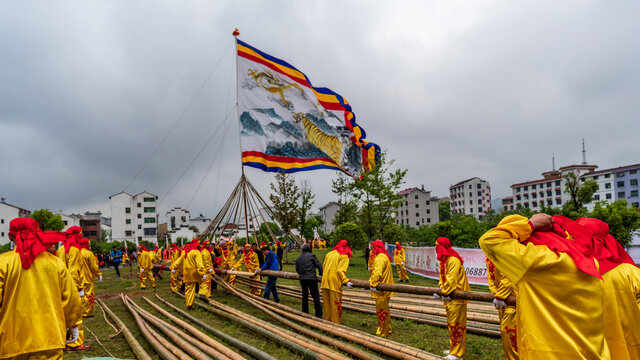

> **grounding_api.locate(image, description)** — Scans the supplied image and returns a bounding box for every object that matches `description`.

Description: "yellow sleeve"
[250,254,259,271]
[442,257,461,295]
[171,253,184,270]
[478,214,543,284]
[68,248,84,291]
[59,264,82,329]
[399,249,405,263]
[233,256,244,270]
[337,254,350,284]
[195,253,206,276]
[370,256,384,288]
[87,252,101,278]
[494,270,516,300]
[486,257,498,294]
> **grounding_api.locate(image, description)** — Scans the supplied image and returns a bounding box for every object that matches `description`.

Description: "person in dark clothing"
[110,247,122,278]
[257,246,280,303]
[295,243,323,317]
[276,241,284,270]
[253,243,264,267]
[364,246,371,261]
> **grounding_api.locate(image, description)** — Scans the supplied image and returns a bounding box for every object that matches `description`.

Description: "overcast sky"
[2,1,639,221]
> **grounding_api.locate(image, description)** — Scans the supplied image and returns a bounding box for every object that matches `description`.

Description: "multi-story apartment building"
[502,196,514,212]
[0,198,30,245]
[511,164,597,211]
[449,177,492,219]
[166,207,190,231]
[319,202,341,233]
[109,191,158,243]
[395,186,439,228]
[582,163,640,209]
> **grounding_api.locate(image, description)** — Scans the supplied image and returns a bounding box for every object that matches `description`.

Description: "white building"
[319,202,341,233]
[166,207,190,231]
[449,177,492,219]
[0,199,31,245]
[109,191,158,244]
[189,213,211,234]
[395,186,440,228]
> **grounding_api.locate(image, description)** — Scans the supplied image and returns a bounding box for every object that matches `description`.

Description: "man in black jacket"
[295,243,323,317]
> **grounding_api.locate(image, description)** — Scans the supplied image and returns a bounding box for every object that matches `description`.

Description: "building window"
[401,219,404,225]
[477,191,481,196]
[138,224,142,229]
[555,180,561,186]
[470,208,474,212]
[547,199,553,205]
[516,195,521,201]
[632,202,639,208]
[416,222,420,226]
[469,192,472,197]
[144,207,155,213]
[605,183,612,189]
[524,186,528,191]
[556,199,561,205]
[470,200,473,204]
[618,181,625,187]
[421,218,424,223]
[426,200,430,205]
[630,170,637,175]
[617,172,625,177]
[606,193,612,199]
[631,190,639,197]
[516,187,521,193]
[415,213,419,217]
[469,185,472,189]
[532,184,537,190]
[137,214,141,219]
[605,174,611,179]
[125,230,132,236]
[137,202,141,207]
[415,195,419,199]
[631,179,638,186]
[532,193,537,199]
[547,190,552,196]
[594,195,600,201]
[618,192,625,198]
[555,190,561,195]
[415,204,419,208]
[144,218,156,223]
[524,203,529,208]
[126,219,131,224]
[478,207,482,212]
[144,197,155,202]
[426,209,431,214]
[144,228,157,236]
[427,218,431,223]
[532,202,537,207]
[138,236,142,241]
[125,207,131,214]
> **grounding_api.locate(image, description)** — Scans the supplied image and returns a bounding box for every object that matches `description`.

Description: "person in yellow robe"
[434,237,469,360]
[234,243,261,295]
[198,240,214,298]
[485,257,518,360]
[393,242,409,283]
[369,240,395,337]
[479,214,610,360]
[1,218,83,360]
[320,240,354,324]
[122,251,129,266]
[183,239,207,308]
[220,240,237,286]
[138,245,155,289]
[576,217,640,360]
[78,238,102,317]
[62,226,90,351]
[367,243,375,274]
[169,243,183,292]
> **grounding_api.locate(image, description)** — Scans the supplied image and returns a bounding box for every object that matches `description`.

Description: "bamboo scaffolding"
[141,296,246,360]
[154,294,278,360]
[120,294,179,360]
[214,276,441,360]
[96,298,153,360]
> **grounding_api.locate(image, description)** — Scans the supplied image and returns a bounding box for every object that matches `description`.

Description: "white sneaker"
[442,350,450,356]
[445,355,462,360]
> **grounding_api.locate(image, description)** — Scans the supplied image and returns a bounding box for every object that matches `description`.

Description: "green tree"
[589,200,640,248]
[382,223,408,244]
[564,172,599,213]
[101,228,112,242]
[438,200,451,222]
[258,222,280,242]
[297,179,315,240]
[332,201,359,228]
[269,172,300,237]
[303,215,325,240]
[329,222,368,249]
[30,209,64,231]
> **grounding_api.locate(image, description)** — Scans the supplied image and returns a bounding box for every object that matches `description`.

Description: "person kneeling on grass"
[256,246,280,303]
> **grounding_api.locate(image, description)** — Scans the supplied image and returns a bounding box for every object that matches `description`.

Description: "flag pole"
[233,29,250,245]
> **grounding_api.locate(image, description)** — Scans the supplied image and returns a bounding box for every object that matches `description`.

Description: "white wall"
[0,204,20,245]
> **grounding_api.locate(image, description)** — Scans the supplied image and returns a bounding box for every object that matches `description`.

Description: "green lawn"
[67,248,502,359]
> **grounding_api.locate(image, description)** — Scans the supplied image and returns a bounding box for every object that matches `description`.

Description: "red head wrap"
[64,226,82,252]
[435,237,463,265]
[171,243,178,251]
[523,215,602,279]
[199,240,210,250]
[371,240,391,260]
[261,241,267,248]
[10,218,66,269]
[79,237,90,250]
[394,241,403,254]
[333,239,353,258]
[185,238,200,254]
[575,217,636,274]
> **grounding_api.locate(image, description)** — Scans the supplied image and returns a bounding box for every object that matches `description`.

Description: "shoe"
[443,350,450,356]
[66,344,92,352]
[445,355,462,360]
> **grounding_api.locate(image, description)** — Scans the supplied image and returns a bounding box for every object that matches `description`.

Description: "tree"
[297,179,315,240]
[303,215,325,240]
[439,200,451,222]
[382,223,408,244]
[30,209,64,231]
[101,228,112,242]
[564,172,598,213]
[188,225,200,235]
[589,200,640,248]
[329,222,368,249]
[269,172,300,237]
[332,201,359,228]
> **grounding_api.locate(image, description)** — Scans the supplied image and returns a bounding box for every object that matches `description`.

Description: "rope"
[85,324,116,358]
[97,301,119,333]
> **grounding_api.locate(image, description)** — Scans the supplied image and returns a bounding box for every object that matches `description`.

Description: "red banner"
[400,245,489,286]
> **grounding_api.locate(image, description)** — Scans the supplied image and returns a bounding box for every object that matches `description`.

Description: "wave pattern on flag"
[236,39,380,177]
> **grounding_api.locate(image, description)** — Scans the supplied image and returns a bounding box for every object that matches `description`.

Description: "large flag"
[236,39,380,177]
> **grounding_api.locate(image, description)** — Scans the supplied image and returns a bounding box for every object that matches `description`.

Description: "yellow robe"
[183,249,206,308]
[0,251,82,358]
[79,248,102,317]
[486,257,518,360]
[234,252,261,295]
[220,244,237,285]
[199,249,213,298]
[58,246,85,347]
[479,215,610,360]
[138,251,155,289]
[393,248,409,281]
[438,256,469,357]
[321,250,350,324]
[601,263,640,360]
[170,249,183,292]
[370,253,395,337]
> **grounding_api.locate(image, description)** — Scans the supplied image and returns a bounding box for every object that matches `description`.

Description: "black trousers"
[114,262,120,277]
[300,279,322,318]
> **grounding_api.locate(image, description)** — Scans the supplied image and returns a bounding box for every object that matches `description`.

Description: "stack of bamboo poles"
[234,276,501,337]
[208,275,444,360]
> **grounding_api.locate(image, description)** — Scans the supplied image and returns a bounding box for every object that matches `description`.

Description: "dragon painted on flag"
[236,39,380,177]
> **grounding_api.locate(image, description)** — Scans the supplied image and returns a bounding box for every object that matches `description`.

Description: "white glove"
[171,269,176,274]
[202,274,207,281]
[433,293,441,300]
[231,268,235,271]
[401,262,404,266]
[78,290,85,297]
[493,298,507,309]
[254,269,260,275]
[66,326,79,344]
[140,268,144,273]
[370,287,379,293]
[367,267,370,271]
[208,268,213,273]
[443,295,452,301]
[99,275,103,282]
[346,281,354,289]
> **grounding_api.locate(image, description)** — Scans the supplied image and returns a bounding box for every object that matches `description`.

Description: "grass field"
[69,248,503,359]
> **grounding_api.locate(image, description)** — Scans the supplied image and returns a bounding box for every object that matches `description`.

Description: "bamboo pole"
[141,296,246,360]
[144,322,193,360]
[96,298,153,360]
[120,294,179,360]
[154,294,278,360]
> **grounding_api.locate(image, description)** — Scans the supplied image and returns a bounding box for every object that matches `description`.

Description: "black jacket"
[295,252,323,280]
